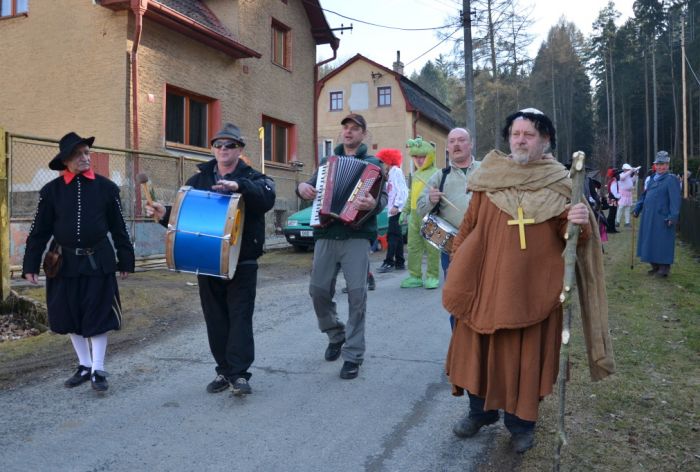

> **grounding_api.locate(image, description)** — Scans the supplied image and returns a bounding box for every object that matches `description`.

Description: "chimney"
[392,50,404,75]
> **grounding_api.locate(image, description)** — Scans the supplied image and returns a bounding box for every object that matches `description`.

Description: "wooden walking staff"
[553,151,587,471]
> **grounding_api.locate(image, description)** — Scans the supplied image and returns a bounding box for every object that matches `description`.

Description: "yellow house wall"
[1,0,318,219]
[0,1,128,145]
[133,0,316,216]
[317,58,450,176]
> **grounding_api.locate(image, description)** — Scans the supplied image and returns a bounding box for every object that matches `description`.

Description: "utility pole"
[463,1,476,151]
[682,14,688,198]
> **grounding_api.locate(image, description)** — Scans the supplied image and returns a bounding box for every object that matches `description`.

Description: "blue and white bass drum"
[165,186,245,279]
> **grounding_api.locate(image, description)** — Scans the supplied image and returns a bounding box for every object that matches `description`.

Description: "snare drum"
[420,213,458,254]
[165,186,245,279]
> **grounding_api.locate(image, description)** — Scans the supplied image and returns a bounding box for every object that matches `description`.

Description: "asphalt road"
[0,256,501,472]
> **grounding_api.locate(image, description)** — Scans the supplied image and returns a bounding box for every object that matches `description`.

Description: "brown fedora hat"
[49,132,95,171]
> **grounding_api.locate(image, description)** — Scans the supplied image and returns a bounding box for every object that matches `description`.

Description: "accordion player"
[310,156,385,228]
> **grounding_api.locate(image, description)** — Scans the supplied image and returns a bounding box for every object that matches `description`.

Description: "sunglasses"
[213,141,242,149]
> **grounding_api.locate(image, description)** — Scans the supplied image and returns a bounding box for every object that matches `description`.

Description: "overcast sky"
[317,0,635,76]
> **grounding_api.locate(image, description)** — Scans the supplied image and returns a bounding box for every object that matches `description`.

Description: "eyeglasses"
[213,141,242,150]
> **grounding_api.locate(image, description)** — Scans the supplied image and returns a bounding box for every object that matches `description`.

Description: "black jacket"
[22,173,135,277]
[163,159,275,262]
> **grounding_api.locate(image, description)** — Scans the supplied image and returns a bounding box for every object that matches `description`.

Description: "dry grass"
[514,228,700,471]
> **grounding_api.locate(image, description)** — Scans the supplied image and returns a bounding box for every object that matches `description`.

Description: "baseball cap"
[341,113,367,131]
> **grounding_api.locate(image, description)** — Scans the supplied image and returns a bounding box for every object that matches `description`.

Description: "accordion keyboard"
[309,162,328,227]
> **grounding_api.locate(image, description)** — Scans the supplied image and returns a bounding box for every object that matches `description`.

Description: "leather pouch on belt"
[42,243,63,278]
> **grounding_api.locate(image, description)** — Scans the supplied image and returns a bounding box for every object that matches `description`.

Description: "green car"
[282,206,407,252]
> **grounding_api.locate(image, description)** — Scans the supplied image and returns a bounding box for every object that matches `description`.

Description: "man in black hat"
[22,132,135,394]
[147,122,275,396]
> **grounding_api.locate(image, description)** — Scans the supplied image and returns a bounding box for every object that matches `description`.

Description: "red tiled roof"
[154,0,235,41]
[101,0,338,56]
[100,0,260,59]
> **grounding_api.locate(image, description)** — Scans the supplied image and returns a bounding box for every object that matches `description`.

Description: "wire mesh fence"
[8,134,206,221]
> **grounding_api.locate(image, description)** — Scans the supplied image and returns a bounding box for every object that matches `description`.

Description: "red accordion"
[310,156,384,228]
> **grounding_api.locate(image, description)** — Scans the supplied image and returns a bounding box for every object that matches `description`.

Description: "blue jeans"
[442,252,455,330]
[468,392,535,435]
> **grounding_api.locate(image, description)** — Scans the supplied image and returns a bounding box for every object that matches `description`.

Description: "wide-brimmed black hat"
[49,132,95,171]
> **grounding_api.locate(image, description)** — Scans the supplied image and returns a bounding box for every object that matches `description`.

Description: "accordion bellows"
[311,156,383,228]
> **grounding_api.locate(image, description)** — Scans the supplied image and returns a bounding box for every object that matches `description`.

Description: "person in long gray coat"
[633,151,682,277]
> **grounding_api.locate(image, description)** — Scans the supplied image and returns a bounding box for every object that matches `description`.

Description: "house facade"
[316,54,455,174]
[0,0,337,250]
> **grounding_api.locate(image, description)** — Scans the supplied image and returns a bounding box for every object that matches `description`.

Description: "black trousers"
[606,205,618,232]
[383,213,405,267]
[468,392,535,435]
[197,263,258,381]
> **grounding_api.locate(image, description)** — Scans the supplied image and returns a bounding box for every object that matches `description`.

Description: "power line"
[311,0,460,31]
[404,26,462,67]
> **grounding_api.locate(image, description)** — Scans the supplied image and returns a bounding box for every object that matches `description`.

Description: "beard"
[511,150,530,165]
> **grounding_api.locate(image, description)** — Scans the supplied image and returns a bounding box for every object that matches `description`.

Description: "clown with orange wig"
[375,148,408,273]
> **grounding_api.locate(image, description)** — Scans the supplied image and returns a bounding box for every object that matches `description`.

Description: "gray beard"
[511,151,530,165]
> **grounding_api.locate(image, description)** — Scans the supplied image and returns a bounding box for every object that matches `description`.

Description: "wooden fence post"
[0,129,10,300]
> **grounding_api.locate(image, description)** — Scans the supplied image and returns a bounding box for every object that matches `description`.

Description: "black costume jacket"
[163,159,276,262]
[22,173,135,277]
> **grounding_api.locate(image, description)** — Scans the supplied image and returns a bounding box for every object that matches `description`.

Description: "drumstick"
[412,174,461,212]
[136,173,160,223]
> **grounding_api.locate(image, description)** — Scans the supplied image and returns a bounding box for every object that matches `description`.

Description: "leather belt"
[61,240,108,270]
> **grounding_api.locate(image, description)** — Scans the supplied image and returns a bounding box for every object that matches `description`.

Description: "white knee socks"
[90,333,108,373]
[69,333,109,372]
[69,334,92,368]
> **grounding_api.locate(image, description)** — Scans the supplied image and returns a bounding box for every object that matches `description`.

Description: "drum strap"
[431,167,451,215]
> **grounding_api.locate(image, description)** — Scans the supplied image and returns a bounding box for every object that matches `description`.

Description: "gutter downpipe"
[131,0,147,151]
[313,42,338,168]
[131,0,147,223]
[411,111,420,175]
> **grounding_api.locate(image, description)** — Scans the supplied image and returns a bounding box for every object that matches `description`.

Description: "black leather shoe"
[325,339,344,361]
[655,264,670,277]
[64,365,91,388]
[91,370,109,393]
[367,273,376,291]
[452,414,499,438]
[339,361,360,379]
[511,431,535,453]
[206,374,230,393]
[231,377,252,396]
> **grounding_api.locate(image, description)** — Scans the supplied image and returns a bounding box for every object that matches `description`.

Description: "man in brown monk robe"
[443,108,614,453]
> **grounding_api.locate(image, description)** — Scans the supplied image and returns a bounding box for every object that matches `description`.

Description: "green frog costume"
[401,137,441,289]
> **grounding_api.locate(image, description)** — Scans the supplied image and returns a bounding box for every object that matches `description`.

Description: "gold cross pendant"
[507,206,535,250]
